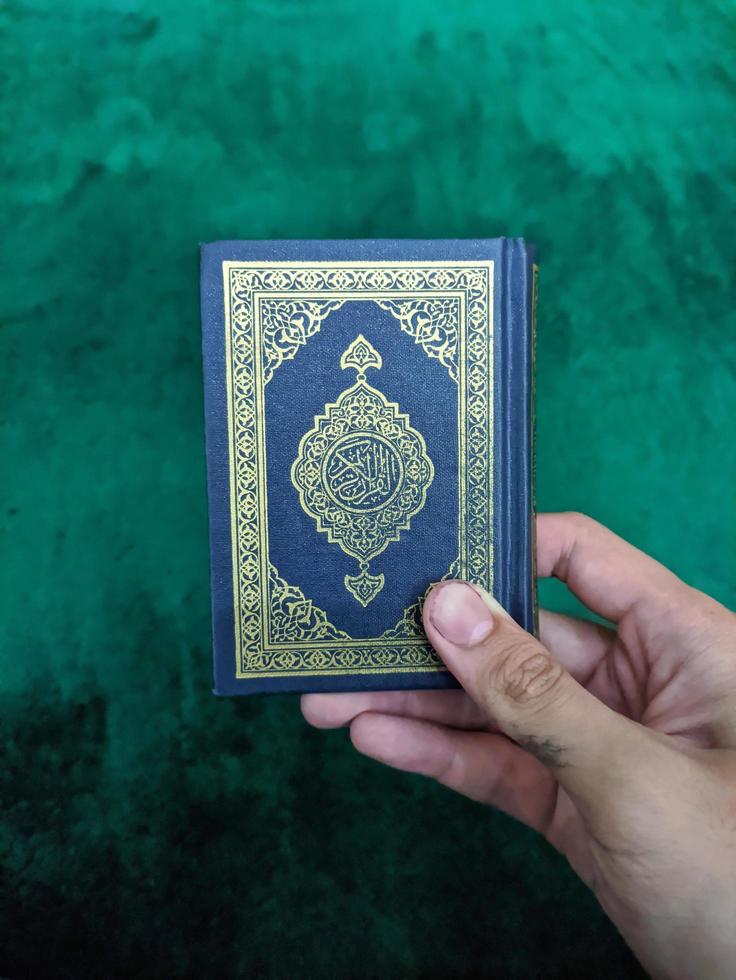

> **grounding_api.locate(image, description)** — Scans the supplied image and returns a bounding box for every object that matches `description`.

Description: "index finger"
[537,512,688,623]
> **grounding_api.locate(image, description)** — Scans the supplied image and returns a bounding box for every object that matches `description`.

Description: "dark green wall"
[1,1,734,976]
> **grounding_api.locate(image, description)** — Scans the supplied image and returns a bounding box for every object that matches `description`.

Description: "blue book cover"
[201,239,536,695]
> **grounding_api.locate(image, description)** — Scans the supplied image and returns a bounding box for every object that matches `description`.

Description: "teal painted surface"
[1,0,734,975]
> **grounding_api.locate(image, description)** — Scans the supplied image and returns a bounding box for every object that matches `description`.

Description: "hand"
[302,513,736,980]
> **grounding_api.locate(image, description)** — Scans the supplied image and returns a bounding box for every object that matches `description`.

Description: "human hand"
[302,513,736,980]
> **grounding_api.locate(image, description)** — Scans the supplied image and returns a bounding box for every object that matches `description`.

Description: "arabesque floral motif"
[225,262,493,676]
[291,335,434,606]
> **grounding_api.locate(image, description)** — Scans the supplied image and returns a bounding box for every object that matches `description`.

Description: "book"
[201,239,537,695]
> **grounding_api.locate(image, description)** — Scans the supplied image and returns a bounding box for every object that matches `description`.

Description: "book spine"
[495,238,536,634]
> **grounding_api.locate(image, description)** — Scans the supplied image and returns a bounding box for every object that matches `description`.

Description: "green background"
[2,0,735,976]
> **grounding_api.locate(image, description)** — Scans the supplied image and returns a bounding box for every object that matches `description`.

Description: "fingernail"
[428,581,494,647]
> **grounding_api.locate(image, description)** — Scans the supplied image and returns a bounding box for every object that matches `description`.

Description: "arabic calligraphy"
[225,260,494,676]
[324,434,404,511]
[291,334,434,605]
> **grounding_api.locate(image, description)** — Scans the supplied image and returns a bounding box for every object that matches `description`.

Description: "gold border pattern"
[224,261,494,678]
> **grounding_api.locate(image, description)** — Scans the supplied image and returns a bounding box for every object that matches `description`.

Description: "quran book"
[201,239,537,695]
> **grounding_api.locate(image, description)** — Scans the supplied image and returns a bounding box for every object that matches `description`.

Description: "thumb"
[423,580,658,811]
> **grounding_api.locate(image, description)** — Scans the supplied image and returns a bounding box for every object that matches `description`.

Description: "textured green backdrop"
[2,1,735,976]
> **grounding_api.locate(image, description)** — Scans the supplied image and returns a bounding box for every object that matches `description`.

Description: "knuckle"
[562,511,598,535]
[486,639,566,707]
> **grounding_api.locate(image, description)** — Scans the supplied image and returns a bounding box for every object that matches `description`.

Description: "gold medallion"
[291,335,434,605]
